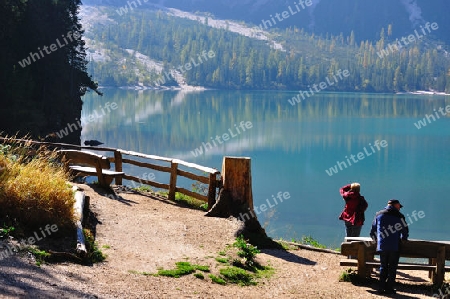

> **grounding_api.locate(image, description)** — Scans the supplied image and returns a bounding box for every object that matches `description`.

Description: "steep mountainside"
[83,0,450,44]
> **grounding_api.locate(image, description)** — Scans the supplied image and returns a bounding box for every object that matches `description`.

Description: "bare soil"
[0,183,445,298]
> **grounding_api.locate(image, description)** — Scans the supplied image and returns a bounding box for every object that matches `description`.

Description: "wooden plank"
[340,260,448,272]
[59,150,110,169]
[118,149,173,162]
[168,162,178,201]
[122,174,169,190]
[366,261,436,271]
[69,166,123,176]
[173,159,219,174]
[122,158,172,173]
[340,259,358,267]
[177,169,209,184]
[400,240,441,258]
[341,242,360,257]
[176,187,208,202]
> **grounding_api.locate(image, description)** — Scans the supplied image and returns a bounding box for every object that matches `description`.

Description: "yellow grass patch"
[0,143,75,230]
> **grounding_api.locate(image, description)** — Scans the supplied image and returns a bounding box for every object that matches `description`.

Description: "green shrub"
[157,262,209,278]
[209,274,226,285]
[84,229,106,263]
[339,268,357,282]
[219,266,256,286]
[233,235,260,267]
[215,257,229,264]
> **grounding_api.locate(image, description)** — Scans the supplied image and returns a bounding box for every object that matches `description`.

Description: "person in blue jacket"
[370,199,409,294]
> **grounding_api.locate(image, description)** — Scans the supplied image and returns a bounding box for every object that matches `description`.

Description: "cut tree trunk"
[206,157,281,248]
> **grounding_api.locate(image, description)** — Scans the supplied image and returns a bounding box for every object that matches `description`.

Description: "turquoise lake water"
[81,89,450,248]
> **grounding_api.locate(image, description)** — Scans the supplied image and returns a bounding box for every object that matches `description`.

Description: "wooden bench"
[58,150,124,188]
[340,238,450,286]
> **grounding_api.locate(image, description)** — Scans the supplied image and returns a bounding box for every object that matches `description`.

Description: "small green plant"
[219,266,256,286]
[218,251,227,256]
[28,247,51,266]
[102,244,111,249]
[254,266,275,279]
[134,185,153,192]
[233,235,260,267]
[301,236,327,249]
[84,229,106,263]
[339,268,357,282]
[158,191,206,210]
[157,262,210,278]
[209,274,226,285]
[194,272,204,279]
[215,257,229,263]
[0,225,15,238]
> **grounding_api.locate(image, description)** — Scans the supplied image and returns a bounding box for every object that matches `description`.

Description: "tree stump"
[206,157,281,249]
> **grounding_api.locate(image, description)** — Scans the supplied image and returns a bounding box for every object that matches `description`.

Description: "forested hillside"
[85,7,450,92]
[0,0,99,143]
[83,0,450,44]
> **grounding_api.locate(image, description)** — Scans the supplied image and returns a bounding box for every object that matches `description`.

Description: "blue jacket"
[370,206,409,251]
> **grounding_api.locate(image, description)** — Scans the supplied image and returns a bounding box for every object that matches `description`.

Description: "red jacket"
[339,184,368,226]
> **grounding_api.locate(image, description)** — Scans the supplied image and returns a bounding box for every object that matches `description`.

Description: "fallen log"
[73,186,87,255]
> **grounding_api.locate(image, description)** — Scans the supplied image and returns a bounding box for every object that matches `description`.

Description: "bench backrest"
[341,240,450,260]
[58,150,111,169]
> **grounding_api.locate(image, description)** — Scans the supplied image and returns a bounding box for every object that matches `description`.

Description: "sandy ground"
[0,183,446,299]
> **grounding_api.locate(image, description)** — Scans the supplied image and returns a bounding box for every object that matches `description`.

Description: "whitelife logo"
[257,1,313,30]
[55,102,118,139]
[0,224,58,260]
[190,121,253,157]
[18,31,82,68]
[413,104,450,129]
[377,22,439,59]
[325,140,388,176]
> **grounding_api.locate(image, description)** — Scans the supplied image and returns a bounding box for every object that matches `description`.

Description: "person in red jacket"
[339,183,368,237]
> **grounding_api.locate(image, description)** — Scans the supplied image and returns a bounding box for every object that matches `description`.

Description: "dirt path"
[0,184,444,298]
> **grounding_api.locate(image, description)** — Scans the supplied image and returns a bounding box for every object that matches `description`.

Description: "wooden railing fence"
[0,138,221,209]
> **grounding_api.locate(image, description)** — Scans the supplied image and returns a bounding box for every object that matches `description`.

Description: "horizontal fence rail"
[0,137,221,209]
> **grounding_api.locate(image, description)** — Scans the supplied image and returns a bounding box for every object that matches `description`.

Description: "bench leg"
[435,246,445,286]
[103,176,114,186]
[429,258,436,280]
[357,243,367,279]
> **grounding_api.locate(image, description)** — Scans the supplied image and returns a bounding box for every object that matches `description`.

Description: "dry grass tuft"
[0,137,75,231]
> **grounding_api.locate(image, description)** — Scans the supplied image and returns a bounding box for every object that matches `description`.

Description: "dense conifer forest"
[0,0,99,143]
[87,7,450,93]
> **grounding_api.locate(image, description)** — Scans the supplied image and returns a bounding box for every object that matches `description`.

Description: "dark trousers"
[345,221,362,237]
[379,251,400,291]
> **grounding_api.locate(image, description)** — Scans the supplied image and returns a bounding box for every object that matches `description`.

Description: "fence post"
[207,172,219,210]
[114,150,123,185]
[169,161,178,201]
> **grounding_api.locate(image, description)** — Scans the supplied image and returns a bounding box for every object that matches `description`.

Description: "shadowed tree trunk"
[206,157,281,249]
